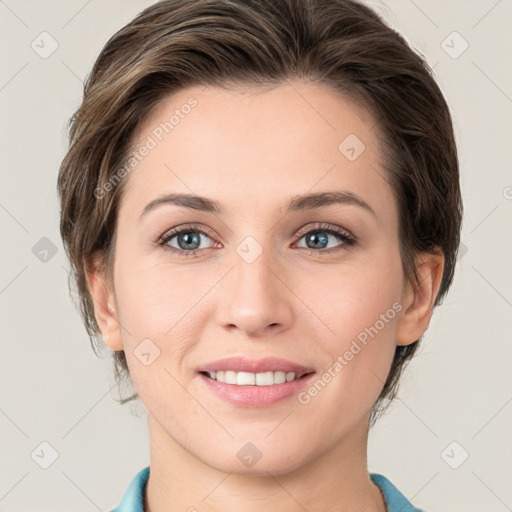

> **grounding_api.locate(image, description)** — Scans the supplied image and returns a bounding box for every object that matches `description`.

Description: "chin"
[200,444,308,477]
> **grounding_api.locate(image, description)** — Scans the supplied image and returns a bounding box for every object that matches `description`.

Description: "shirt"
[109,466,425,512]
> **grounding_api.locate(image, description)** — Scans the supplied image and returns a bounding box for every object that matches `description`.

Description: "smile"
[200,370,313,386]
[198,371,316,408]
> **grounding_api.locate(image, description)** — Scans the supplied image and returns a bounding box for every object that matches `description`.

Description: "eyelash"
[157,222,356,258]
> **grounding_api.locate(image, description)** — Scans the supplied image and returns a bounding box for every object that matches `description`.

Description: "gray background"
[0,0,511,510]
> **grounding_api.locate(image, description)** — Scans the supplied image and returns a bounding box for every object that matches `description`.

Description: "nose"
[216,247,294,338]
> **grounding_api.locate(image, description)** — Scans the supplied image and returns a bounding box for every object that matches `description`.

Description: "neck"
[144,412,386,512]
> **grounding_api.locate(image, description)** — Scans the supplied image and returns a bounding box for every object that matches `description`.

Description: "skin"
[86,81,444,512]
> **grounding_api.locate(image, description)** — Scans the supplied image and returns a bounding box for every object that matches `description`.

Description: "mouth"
[197,370,317,407]
[196,356,317,406]
[199,369,315,386]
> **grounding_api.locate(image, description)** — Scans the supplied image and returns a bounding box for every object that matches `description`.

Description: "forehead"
[120,81,394,221]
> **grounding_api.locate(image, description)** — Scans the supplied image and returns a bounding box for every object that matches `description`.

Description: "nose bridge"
[217,230,292,336]
[235,238,277,297]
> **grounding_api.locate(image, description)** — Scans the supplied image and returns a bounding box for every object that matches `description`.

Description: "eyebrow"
[139,190,376,220]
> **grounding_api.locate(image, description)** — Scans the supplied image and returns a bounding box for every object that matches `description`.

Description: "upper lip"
[197,356,315,375]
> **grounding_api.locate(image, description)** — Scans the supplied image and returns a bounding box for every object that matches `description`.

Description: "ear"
[396,250,445,347]
[84,253,124,351]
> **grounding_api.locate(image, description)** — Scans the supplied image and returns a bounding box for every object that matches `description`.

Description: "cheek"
[114,254,199,335]
[111,256,216,397]
[314,251,402,332]
[295,268,402,424]
[310,252,403,377]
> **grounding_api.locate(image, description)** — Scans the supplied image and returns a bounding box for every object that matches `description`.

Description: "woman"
[57,0,462,510]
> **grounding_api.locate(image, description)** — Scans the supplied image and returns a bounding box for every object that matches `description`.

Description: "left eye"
[295,229,353,251]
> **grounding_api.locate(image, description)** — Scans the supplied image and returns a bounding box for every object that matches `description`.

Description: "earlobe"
[84,254,124,351]
[395,251,445,347]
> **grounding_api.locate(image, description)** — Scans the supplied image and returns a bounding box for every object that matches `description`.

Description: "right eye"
[158,224,219,258]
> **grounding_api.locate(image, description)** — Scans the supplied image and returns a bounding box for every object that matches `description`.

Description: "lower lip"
[198,372,316,408]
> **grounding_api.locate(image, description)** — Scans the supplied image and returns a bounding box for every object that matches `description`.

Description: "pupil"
[180,232,200,250]
[308,232,327,249]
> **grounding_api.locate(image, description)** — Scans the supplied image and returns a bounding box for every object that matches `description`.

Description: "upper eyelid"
[294,223,353,239]
[158,223,215,243]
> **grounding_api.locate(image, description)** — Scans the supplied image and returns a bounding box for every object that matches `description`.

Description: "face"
[96,81,415,475]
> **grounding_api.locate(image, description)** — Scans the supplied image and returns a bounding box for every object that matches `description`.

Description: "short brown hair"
[57,0,462,425]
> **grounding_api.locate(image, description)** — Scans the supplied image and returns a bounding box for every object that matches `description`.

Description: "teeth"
[206,370,304,385]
